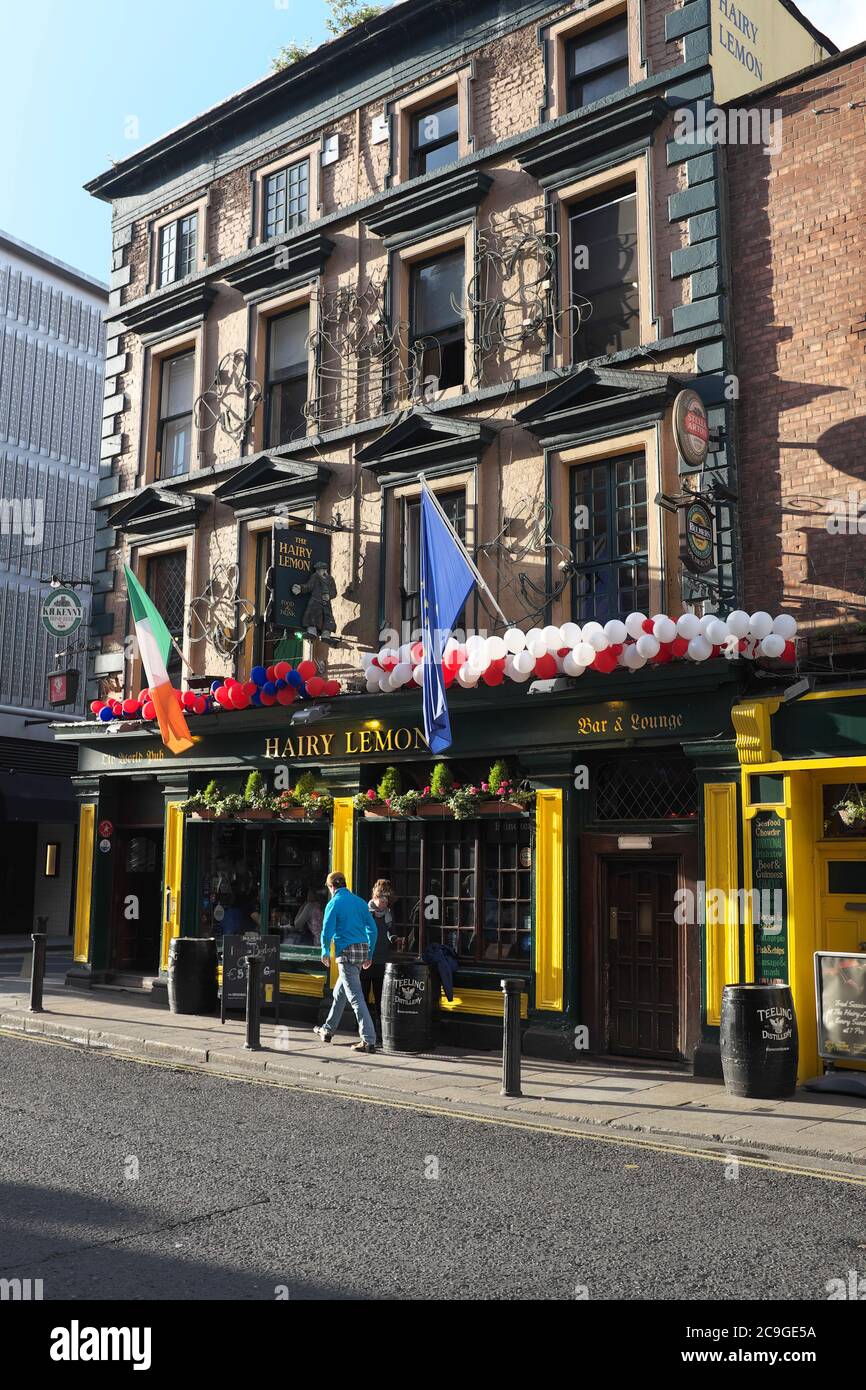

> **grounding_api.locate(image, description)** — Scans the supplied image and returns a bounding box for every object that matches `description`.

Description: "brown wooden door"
[607,860,679,1059]
[110,830,163,973]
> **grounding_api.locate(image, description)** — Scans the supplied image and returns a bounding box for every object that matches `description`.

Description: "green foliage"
[429,762,454,801]
[325,1,385,36]
[203,780,221,808]
[243,771,267,804]
[377,765,403,802]
[487,760,510,796]
[271,40,314,72]
[294,771,318,798]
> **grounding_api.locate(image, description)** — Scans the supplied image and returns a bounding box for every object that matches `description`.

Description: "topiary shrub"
[377,765,402,803]
[430,762,454,801]
[244,771,266,803]
[487,760,510,796]
[294,771,318,798]
[203,779,221,808]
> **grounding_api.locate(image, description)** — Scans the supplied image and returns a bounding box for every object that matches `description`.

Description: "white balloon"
[623,645,647,670]
[524,628,544,650]
[706,619,729,647]
[514,650,536,675]
[575,642,596,667]
[560,622,582,648]
[698,615,718,638]
[379,647,397,667]
[412,664,425,684]
[443,637,459,661]
[676,613,701,641]
[760,634,786,659]
[562,652,587,678]
[458,663,480,687]
[528,637,548,659]
[542,624,562,650]
[503,627,526,654]
[465,634,486,659]
[625,612,647,639]
[749,611,774,641]
[582,621,606,649]
[393,662,412,686]
[366,677,381,693]
[726,610,751,639]
[604,619,628,646]
[688,636,713,662]
[486,635,507,662]
[773,614,798,640]
[468,647,489,672]
[653,616,677,645]
[636,634,660,659]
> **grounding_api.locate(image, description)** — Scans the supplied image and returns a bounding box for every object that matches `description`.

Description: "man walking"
[314,871,378,1053]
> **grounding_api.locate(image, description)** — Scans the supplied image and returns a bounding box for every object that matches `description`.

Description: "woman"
[293,888,324,948]
[366,879,401,1029]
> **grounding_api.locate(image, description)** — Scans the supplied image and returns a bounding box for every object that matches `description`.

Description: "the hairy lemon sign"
[710,0,832,104]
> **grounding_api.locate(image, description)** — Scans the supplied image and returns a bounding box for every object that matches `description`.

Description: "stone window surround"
[127,532,197,697]
[249,283,320,452]
[147,195,210,293]
[392,223,476,407]
[251,141,322,247]
[545,0,638,124]
[392,68,473,187]
[140,327,206,486]
[381,467,477,640]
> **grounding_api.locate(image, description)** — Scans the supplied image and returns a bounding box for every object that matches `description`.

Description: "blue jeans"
[324,957,376,1045]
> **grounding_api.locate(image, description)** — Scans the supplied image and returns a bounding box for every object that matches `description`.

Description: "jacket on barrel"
[321,888,378,961]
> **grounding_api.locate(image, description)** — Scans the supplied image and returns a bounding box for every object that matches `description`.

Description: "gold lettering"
[265,738,281,759]
[345,731,360,755]
[414,727,427,750]
[394,728,411,752]
[320,733,334,756]
[359,730,373,754]
[374,729,394,753]
[308,736,321,758]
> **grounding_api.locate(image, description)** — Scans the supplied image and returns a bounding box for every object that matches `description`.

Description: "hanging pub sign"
[672,388,710,468]
[47,668,80,707]
[271,528,335,638]
[681,498,716,575]
[751,809,789,983]
[814,952,866,1064]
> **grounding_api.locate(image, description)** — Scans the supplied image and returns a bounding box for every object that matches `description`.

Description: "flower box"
[189,810,217,821]
[415,803,452,819]
[478,801,528,816]
[363,808,397,820]
[238,809,273,821]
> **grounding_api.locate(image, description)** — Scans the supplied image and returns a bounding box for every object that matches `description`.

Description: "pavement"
[1,976,865,1170]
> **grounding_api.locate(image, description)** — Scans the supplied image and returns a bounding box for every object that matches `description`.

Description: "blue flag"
[420,486,476,754]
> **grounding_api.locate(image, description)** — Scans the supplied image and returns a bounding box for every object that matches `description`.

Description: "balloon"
[182,691,197,710]
[749,611,774,641]
[533,653,558,680]
[262,682,277,698]
[242,682,257,697]
[503,628,526,655]
[306,677,326,697]
[482,664,505,687]
[698,615,718,637]
[671,636,689,658]
[705,619,729,647]
[773,614,798,640]
[676,613,701,641]
[465,633,486,658]
[260,691,277,706]
[287,671,303,689]
[266,667,277,683]
[653,616,677,645]
[98,706,114,721]
[654,643,674,665]
[528,637,548,660]
[523,628,543,650]
[593,648,618,674]
[366,677,381,694]
[137,690,150,704]
[514,650,535,675]
[468,647,489,673]
[623,645,646,671]
[193,696,207,715]
[760,634,785,659]
[581,622,605,650]
[557,622,580,648]
[625,612,647,639]
[575,641,596,667]
[392,662,412,686]
[90,701,105,714]
[542,625,562,650]
[298,660,318,681]
[562,651,587,678]
[726,610,751,639]
[277,687,297,706]
[274,662,291,681]
[636,634,660,660]
[324,680,340,698]
[412,664,425,684]
[211,679,226,695]
[232,690,251,710]
[782,641,796,663]
[486,635,507,662]
[604,620,628,646]
[457,664,479,687]
[688,636,713,662]
[443,667,456,689]
[410,642,425,665]
[142,702,157,720]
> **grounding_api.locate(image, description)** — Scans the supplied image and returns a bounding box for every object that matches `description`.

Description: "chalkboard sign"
[272,528,332,631]
[815,951,866,1063]
[221,933,281,1021]
[751,809,788,983]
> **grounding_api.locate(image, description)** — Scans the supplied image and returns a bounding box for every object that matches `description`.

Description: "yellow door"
[816,846,866,955]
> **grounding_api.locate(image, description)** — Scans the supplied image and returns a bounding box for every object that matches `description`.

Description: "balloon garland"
[90,662,342,723]
[362,611,799,693]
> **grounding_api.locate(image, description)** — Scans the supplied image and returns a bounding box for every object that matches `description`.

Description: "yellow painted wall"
[703,783,740,1026]
[710,0,831,104]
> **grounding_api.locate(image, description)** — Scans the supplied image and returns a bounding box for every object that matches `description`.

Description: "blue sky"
[0,0,860,284]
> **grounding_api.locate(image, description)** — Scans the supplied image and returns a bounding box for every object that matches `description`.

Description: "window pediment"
[514,367,684,441]
[519,90,669,186]
[109,281,218,339]
[109,486,208,537]
[364,167,493,248]
[222,228,335,301]
[357,410,494,475]
[213,453,331,511]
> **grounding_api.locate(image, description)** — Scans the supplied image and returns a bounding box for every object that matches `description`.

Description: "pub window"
[263,159,310,240]
[570,182,639,361]
[253,530,304,669]
[144,551,186,682]
[570,453,648,624]
[565,15,629,112]
[266,308,310,447]
[401,488,467,632]
[409,249,465,393]
[409,96,460,177]
[156,350,195,479]
[158,212,198,287]
[594,757,699,822]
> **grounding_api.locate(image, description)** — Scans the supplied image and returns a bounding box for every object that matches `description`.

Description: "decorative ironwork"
[193,350,262,444]
[187,562,256,659]
[595,758,699,822]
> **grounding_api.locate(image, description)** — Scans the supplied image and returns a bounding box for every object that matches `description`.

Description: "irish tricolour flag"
[124,565,194,756]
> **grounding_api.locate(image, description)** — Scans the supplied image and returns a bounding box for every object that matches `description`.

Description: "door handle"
[609,908,618,941]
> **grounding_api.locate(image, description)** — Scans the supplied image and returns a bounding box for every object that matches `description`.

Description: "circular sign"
[683,500,715,575]
[98,820,114,839]
[519,846,532,869]
[41,587,84,639]
[673,389,709,468]
[213,904,225,924]
[98,838,112,855]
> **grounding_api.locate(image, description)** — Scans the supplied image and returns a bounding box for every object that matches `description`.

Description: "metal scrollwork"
[187,562,256,659]
[194,350,263,444]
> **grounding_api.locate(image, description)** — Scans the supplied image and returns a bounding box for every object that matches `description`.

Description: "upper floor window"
[410,97,460,177]
[264,159,310,240]
[266,308,310,447]
[144,551,186,681]
[402,488,467,630]
[570,453,648,624]
[156,351,195,479]
[410,249,465,395]
[566,15,629,112]
[158,213,198,287]
[570,182,639,361]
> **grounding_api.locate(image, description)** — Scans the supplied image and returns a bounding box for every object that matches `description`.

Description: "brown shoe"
[352,1041,376,1054]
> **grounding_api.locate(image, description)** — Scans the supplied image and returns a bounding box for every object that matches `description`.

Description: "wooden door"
[110,830,163,973]
[607,860,679,1058]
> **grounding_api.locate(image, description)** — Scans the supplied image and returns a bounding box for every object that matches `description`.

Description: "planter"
[189,810,218,820]
[415,804,452,819]
[363,809,398,820]
[238,809,273,821]
[280,808,310,820]
[478,801,529,817]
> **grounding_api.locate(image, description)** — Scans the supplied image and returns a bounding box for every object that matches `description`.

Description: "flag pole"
[420,478,510,627]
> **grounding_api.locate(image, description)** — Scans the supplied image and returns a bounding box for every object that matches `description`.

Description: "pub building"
[60,0,839,1070]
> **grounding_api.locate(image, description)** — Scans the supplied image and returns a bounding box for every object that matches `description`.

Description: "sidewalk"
[1,978,865,1170]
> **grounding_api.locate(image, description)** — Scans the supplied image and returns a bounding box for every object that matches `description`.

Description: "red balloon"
[182,690,197,710]
[534,654,558,680]
[214,686,231,707]
[266,667,277,683]
[274,662,291,681]
[711,645,723,659]
[609,644,623,657]
[482,666,505,686]
[783,641,796,664]
[174,688,184,705]
[232,690,251,710]
[122,699,139,716]
[380,657,397,673]
[671,637,689,658]
[277,687,296,706]
[443,667,456,688]
[654,644,673,665]
[90,700,106,714]
[260,691,277,707]
[370,657,381,669]
[592,649,618,673]
[193,696,207,715]
[243,682,257,697]
[323,680,340,697]
[298,660,318,681]
[142,702,157,721]
[137,690,149,705]
[642,619,656,634]
[306,676,326,697]
[410,643,424,665]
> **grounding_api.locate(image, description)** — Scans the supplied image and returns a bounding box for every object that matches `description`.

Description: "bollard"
[29,930,47,1014]
[244,954,262,1051]
[500,977,524,1097]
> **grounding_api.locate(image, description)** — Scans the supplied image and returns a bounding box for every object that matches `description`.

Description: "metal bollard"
[29,930,47,1014]
[244,954,262,1051]
[500,977,524,1098]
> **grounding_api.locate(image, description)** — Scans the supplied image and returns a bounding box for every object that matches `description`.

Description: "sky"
[0,0,861,284]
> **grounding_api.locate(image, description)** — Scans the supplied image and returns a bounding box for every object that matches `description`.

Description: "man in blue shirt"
[314,871,379,1053]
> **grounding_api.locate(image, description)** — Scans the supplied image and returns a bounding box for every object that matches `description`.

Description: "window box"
[189,810,217,821]
[280,807,324,822]
[478,802,528,817]
[414,803,453,819]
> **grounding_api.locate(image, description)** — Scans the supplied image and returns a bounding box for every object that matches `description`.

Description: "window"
[570,453,649,623]
[253,530,304,669]
[570,183,639,360]
[263,159,310,240]
[401,488,467,631]
[565,15,629,112]
[366,818,532,966]
[266,308,309,447]
[410,96,460,177]
[144,551,186,681]
[158,213,198,287]
[156,351,195,479]
[410,250,465,393]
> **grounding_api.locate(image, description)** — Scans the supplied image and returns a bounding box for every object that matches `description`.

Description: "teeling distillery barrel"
[167,937,218,1015]
[720,984,798,1098]
[381,960,434,1053]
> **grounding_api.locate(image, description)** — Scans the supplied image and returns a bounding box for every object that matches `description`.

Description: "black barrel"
[720,984,798,1098]
[167,937,218,1015]
[381,960,434,1053]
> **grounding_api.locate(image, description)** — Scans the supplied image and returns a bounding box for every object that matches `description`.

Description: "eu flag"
[420,485,477,754]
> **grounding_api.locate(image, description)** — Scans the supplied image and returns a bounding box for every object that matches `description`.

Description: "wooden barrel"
[720,984,798,1098]
[381,960,434,1053]
[167,937,218,1016]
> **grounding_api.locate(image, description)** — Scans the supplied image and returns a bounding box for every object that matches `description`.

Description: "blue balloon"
[287,671,303,689]
[251,666,268,687]
[251,691,262,707]
[210,680,224,694]
[262,681,277,698]
[275,678,287,691]
[98,706,114,721]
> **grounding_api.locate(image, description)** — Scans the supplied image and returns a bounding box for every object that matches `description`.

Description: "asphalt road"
[0,1033,863,1301]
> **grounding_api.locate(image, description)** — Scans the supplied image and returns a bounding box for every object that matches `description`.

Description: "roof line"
[722,37,866,107]
[0,229,109,297]
[777,0,840,57]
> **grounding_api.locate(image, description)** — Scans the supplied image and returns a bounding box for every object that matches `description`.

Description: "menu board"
[751,810,788,983]
[221,933,281,1020]
[815,952,866,1062]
